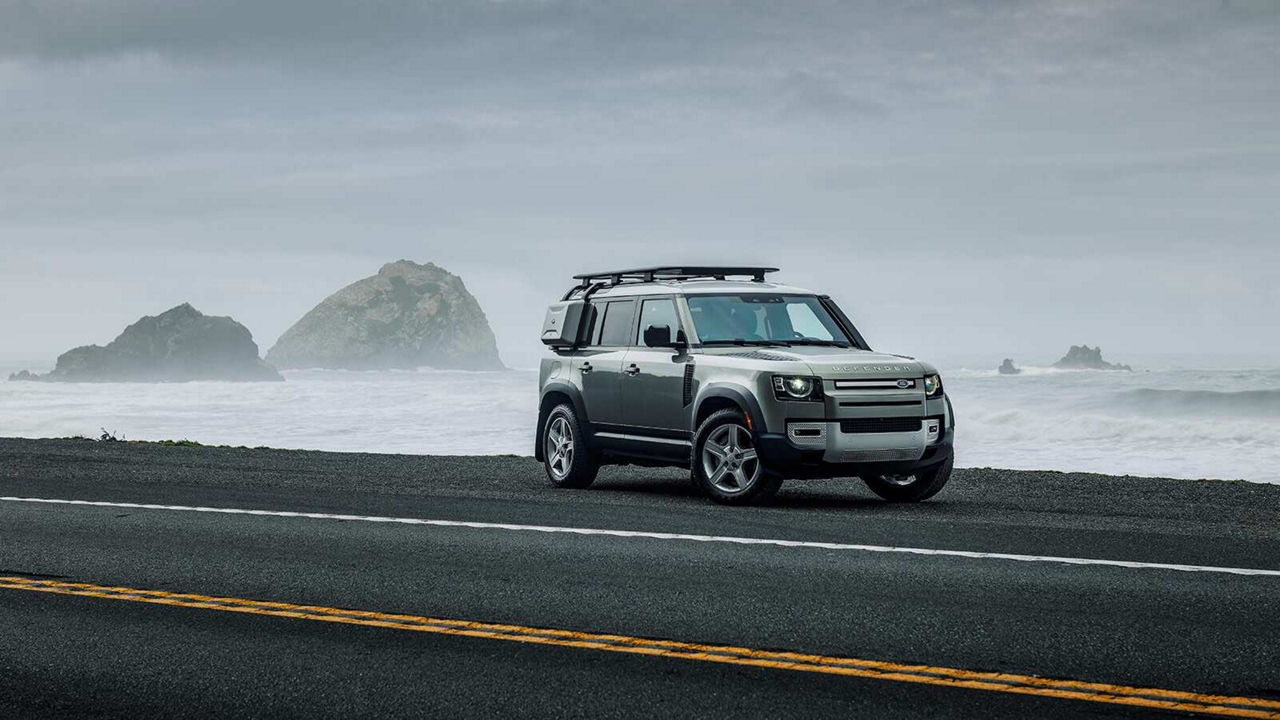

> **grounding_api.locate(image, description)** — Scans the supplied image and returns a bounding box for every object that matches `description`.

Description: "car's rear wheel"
[692,409,782,505]
[542,404,598,488]
[861,457,953,502]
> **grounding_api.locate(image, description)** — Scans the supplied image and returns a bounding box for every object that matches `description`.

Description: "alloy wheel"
[545,416,574,480]
[701,423,761,493]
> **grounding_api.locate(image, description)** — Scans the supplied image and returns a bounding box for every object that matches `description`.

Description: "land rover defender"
[536,267,954,504]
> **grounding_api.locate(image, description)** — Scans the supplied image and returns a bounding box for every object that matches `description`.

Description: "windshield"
[685,294,852,346]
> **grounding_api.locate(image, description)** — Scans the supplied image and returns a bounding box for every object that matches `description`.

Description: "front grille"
[838,400,922,408]
[840,417,922,434]
[833,378,916,390]
[840,448,922,462]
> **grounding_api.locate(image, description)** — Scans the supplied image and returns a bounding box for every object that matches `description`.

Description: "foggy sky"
[2,0,1277,371]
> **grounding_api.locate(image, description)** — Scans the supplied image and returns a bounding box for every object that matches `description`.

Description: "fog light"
[787,422,827,448]
[926,419,941,444]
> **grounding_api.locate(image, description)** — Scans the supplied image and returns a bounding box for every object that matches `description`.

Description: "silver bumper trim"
[786,420,930,463]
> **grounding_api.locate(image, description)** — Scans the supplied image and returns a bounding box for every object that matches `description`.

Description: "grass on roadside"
[59,430,262,450]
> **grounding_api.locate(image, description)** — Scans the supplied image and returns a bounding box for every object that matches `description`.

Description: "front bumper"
[756,420,954,479]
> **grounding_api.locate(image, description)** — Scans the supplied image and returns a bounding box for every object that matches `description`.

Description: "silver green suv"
[536,267,954,505]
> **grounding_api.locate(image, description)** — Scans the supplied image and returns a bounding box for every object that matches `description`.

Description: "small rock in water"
[1052,345,1132,371]
[998,358,1022,375]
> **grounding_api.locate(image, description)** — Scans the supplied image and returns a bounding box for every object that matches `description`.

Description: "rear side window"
[578,304,599,345]
[595,300,636,347]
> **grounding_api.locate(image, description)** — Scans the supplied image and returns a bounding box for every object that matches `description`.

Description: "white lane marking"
[4,495,1278,577]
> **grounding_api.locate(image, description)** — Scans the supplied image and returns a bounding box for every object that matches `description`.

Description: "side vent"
[682,362,695,406]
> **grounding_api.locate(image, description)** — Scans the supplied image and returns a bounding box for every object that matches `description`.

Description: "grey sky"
[2,0,1277,370]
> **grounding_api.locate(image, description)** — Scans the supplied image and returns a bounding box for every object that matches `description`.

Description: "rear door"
[621,296,691,434]
[575,298,635,427]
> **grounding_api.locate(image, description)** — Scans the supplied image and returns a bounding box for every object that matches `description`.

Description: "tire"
[542,404,599,489]
[861,457,953,502]
[691,409,783,505]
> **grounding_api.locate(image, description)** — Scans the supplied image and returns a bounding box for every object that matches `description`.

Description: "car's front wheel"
[542,404,598,488]
[861,457,953,502]
[691,409,783,505]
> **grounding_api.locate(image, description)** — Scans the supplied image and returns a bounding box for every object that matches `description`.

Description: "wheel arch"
[536,383,588,461]
[693,383,766,435]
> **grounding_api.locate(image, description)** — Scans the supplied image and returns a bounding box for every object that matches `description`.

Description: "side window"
[785,304,836,341]
[637,298,680,346]
[596,300,637,347]
[579,303,600,345]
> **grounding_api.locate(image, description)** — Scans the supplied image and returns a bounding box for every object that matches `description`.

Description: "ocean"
[2,364,1278,484]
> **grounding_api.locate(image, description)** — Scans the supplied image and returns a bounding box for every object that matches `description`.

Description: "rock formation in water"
[1052,345,1132,371]
[12,303,282,382]
[998,358,1022,375]
[266,260,504,371]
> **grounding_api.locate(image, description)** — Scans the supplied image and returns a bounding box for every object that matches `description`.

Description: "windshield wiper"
[704,339,793,347]
[788,339,851,347]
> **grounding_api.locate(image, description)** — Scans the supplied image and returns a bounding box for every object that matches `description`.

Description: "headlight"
[924,374,944,398]
[773,375,823,401]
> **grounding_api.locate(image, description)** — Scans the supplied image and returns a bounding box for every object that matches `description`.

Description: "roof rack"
[564,266,778,300]
[573,265,777,284]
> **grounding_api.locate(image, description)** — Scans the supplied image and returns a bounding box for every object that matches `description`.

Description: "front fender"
[692,382,769,434]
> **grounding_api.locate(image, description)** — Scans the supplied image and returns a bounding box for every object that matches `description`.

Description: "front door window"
[637,298,680,346]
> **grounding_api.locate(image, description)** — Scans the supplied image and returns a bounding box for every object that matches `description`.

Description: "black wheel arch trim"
[536,382,589,460]
[692,383,768,437]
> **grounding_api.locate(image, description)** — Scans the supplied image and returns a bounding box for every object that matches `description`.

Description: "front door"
[621,297,691,434]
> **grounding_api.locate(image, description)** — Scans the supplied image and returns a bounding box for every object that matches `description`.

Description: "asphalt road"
[2,437,1278,719]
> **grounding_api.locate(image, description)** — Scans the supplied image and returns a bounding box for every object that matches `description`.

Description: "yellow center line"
[2,576,1276,718]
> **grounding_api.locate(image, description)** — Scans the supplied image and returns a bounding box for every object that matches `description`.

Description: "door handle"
[624,363,640,376]
[580,362,592,374]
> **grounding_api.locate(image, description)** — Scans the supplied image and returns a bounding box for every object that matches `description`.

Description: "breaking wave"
[942,366,1280,483]
[1106,389,1280,418]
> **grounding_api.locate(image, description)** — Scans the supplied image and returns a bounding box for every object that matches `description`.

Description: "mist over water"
[3,364,1277,484]
[0,369,537,457]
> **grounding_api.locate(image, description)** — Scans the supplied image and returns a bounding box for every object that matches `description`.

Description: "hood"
[705,346,935,377]
[796,348,928,378]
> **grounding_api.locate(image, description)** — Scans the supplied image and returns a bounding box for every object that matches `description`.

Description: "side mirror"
[644,323,684,349]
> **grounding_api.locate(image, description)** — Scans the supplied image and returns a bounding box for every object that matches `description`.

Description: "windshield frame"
[681,292,865,349]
